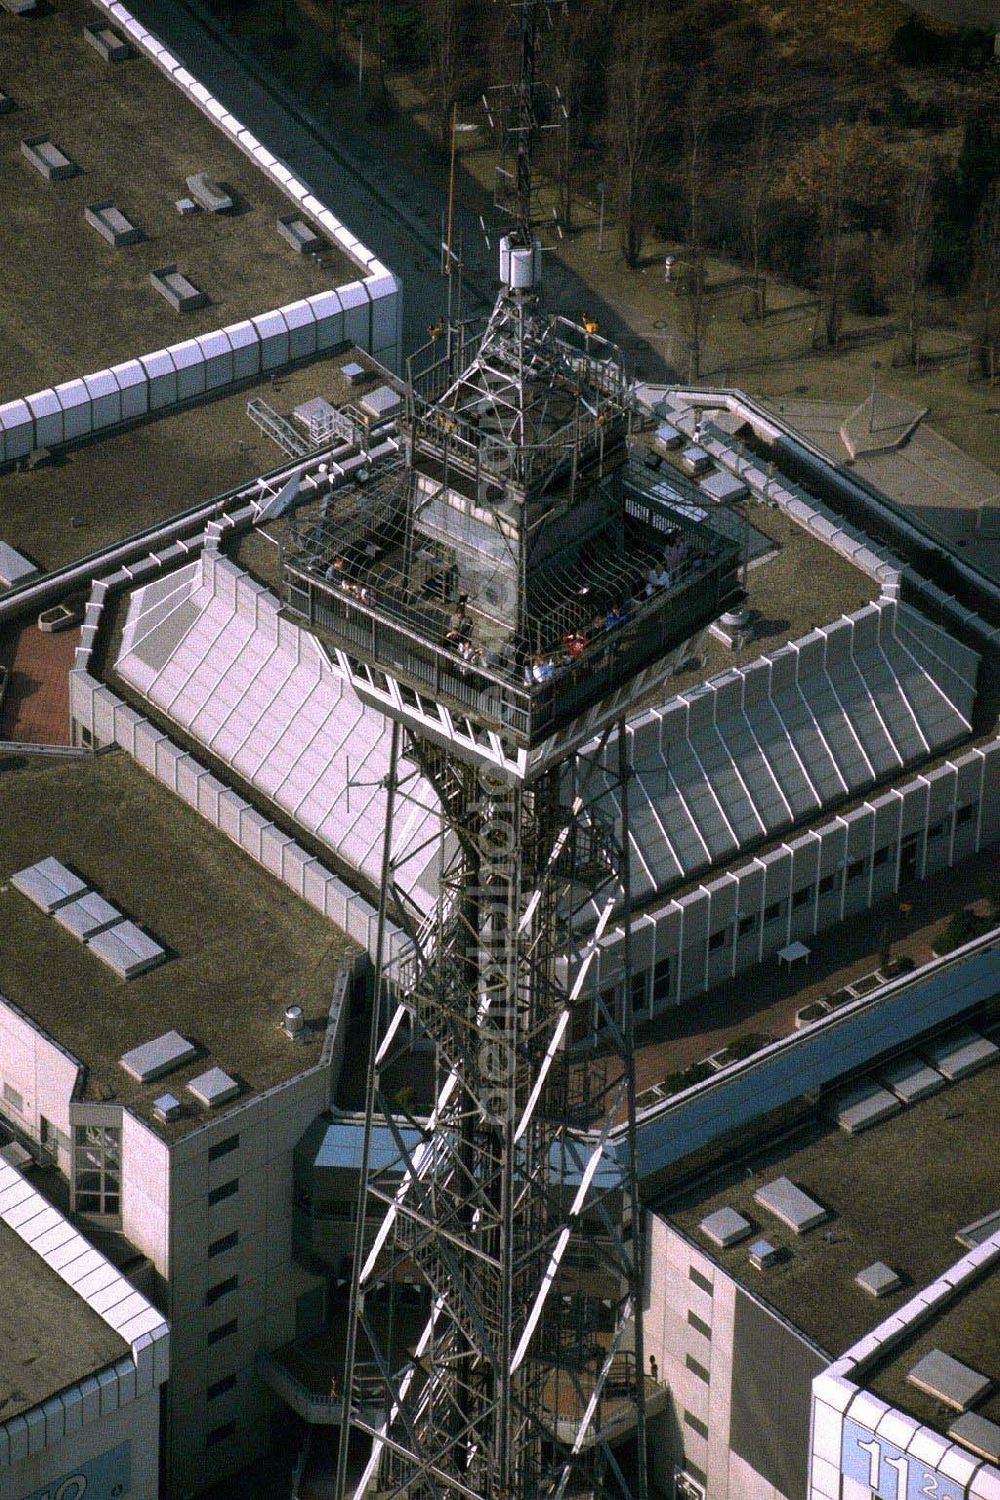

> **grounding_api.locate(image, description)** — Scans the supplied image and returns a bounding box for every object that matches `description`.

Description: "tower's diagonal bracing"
[278,5,742,1496]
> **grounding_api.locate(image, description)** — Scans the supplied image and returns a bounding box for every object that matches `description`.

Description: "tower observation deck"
[278,7,740,1498]
[283,296,740,778]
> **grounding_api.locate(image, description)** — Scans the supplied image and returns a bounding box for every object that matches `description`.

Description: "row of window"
[623,810,976,1012]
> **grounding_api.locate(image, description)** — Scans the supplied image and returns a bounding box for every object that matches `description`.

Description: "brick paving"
[0,622,78,745]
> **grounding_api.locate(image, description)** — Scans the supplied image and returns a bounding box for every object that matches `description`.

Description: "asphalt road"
[121,0,673,378]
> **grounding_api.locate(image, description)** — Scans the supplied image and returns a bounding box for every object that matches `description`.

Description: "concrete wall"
[0,997,82,1174]
[163,1067,332,1495]
[645,1215,819,1500]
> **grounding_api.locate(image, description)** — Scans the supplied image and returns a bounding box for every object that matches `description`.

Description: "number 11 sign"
[840,1419,963,1500]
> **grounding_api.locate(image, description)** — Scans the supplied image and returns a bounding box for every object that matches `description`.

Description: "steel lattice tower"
[280,8,742,1495]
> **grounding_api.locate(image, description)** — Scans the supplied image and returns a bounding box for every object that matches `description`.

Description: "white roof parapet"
[0,1157,170,1456]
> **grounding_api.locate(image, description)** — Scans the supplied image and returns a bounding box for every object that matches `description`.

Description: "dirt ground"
[234,0,1000,478]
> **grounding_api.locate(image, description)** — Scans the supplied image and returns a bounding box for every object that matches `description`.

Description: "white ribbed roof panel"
[167,338,203,371]
[197,328,232,360]
[115,557,443,918]
[55,378,89,412]
[83,370,118,401]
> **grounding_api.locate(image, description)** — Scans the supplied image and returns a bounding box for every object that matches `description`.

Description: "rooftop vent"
[908,1350,993,1412]
[88,919,166,979]
[341,361,366,385]
[153,1094,182,1125]
[360,385,402,421]
[855,1262,902,1298]
[699,1207,752,1250]
[754,1177,830,1234]
[10,857,87,914]
[879,1054,946,1104]
[830,1082,902,1135]
[956,1208,1000,1250]
[282,1004,305,1040]
[749,1239,782,1270]
[54,890,122,943]
[923,1028,1000,1082]
[120,1030,197,1084]
[187,1067,240,1111]
[948,1412,1000,1464]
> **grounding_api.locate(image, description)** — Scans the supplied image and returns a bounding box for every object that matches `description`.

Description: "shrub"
[933,908,982,955]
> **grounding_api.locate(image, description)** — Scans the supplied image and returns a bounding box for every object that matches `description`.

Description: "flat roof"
[0,751,356,1137]
[662,1053,1000,1360]
[865,1265,1000,1438]
[0,1219,128,1422]
[0,0,356,402]
[630,494,879,714]
[0,357,363,576]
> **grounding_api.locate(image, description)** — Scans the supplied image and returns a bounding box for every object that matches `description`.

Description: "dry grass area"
[665,1041,1000,1359]
[0,1224,128,1423]
[0,356,352,575]
[0,751,355,1134]
[233,0,1000,481]
[0,0,355,402]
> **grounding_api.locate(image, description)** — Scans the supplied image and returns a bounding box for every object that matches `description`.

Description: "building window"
[314,1198,354,1221]
[630,973,648,1013]
[686,1353,710,1383]
[207,1318,238,1347]
[3,1083,24,1116]
[209,1230,239,1258]
[687,1310,711,1339]
[955,804,975,828]
[707,928,728,952]
[207,1373,237,1402]
[73,1125,121,1217]
[681,1464,707,1491]
[652,957,673,1002]
[688,1265,713,1294]
[763,901,783,926]
[792,884,813,909]
[737,912,758,938]
[927,819,947,841]
[846,858,866,881]
[684,1411,709,1441]
[206,1274,239,1308]
[207,1420,237,1448]
[208,1133,239,1163]
[208,1178,239,1206]
[40,1116,70,1156]
[873,846,891,868]
[818,872,838,896]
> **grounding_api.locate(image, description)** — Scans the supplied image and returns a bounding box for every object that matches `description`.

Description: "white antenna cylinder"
[500,236,542,292]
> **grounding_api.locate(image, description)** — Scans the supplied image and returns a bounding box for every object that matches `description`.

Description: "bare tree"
[542,0,610,231]
[420,0,463,155]
[679,73,716,378]
[741,108,776,317]
[606,2,665,269]
[783,122,895,347]
[969,181,1000,380]
[894,154,939,367]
